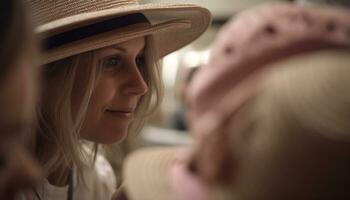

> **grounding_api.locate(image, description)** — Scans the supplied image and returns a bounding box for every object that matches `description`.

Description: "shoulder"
[93,152,117,188]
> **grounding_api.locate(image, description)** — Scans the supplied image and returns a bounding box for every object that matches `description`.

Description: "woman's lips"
[105,109,134,118]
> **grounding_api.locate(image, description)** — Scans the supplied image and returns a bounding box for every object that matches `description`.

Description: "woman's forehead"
[92,37,146,59]
[107,37,146,52]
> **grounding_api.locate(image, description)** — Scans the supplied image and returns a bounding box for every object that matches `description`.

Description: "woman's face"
[0,51,41,199]
[74,37,148,144]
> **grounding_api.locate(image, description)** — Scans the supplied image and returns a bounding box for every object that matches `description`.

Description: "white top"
[23,152,116,200]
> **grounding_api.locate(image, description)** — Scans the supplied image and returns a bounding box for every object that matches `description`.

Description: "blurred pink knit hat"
[188,2,350,136]
[123,3,350,200]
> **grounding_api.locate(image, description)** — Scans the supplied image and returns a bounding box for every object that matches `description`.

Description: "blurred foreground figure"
[121,2,350,200]
[0,0,42,199]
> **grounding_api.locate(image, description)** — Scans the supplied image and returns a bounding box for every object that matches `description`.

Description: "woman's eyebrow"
[138,48,145,55]
[108,46,145,54]
[110,46,126,52]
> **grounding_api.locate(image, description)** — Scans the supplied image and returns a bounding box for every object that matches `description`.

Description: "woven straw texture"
[30,0,138,25]
[123,147,182,200]
[28,0,212,64]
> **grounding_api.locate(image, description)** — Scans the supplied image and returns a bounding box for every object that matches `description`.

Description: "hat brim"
[37,3,211,64]
[123,147,185,200]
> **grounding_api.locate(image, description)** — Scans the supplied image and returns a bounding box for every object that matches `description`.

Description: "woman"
[0,0,42,199]
[27,0,211,199]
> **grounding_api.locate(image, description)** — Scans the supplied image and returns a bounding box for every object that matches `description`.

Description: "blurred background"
[140,0,295,145]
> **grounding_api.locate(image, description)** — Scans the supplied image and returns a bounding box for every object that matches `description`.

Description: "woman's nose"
[122,62,148,96]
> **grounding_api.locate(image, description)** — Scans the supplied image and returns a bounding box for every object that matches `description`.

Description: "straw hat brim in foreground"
[123,147,184,200]
[33,2,211,64]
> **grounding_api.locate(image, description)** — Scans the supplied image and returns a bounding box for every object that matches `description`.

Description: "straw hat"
[27,0,212,64]
[123,146,210,200]
[122,2,350,200]
[123,147,184,200]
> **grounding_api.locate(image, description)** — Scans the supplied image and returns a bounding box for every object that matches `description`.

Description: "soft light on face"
[76,37,148,144]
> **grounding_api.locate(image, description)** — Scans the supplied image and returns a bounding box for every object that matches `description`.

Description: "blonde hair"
[251,48,350,200]
[206,48,350,200]
[264,48,350,142]
[36,35,162,183]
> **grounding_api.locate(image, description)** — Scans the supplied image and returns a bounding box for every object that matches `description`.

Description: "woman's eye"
[136,55,145,68]
[103,56,122,71]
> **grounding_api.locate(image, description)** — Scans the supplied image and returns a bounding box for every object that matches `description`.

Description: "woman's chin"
[99,129,128,144]
[83,128,129,144]
[105,132,128,144]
